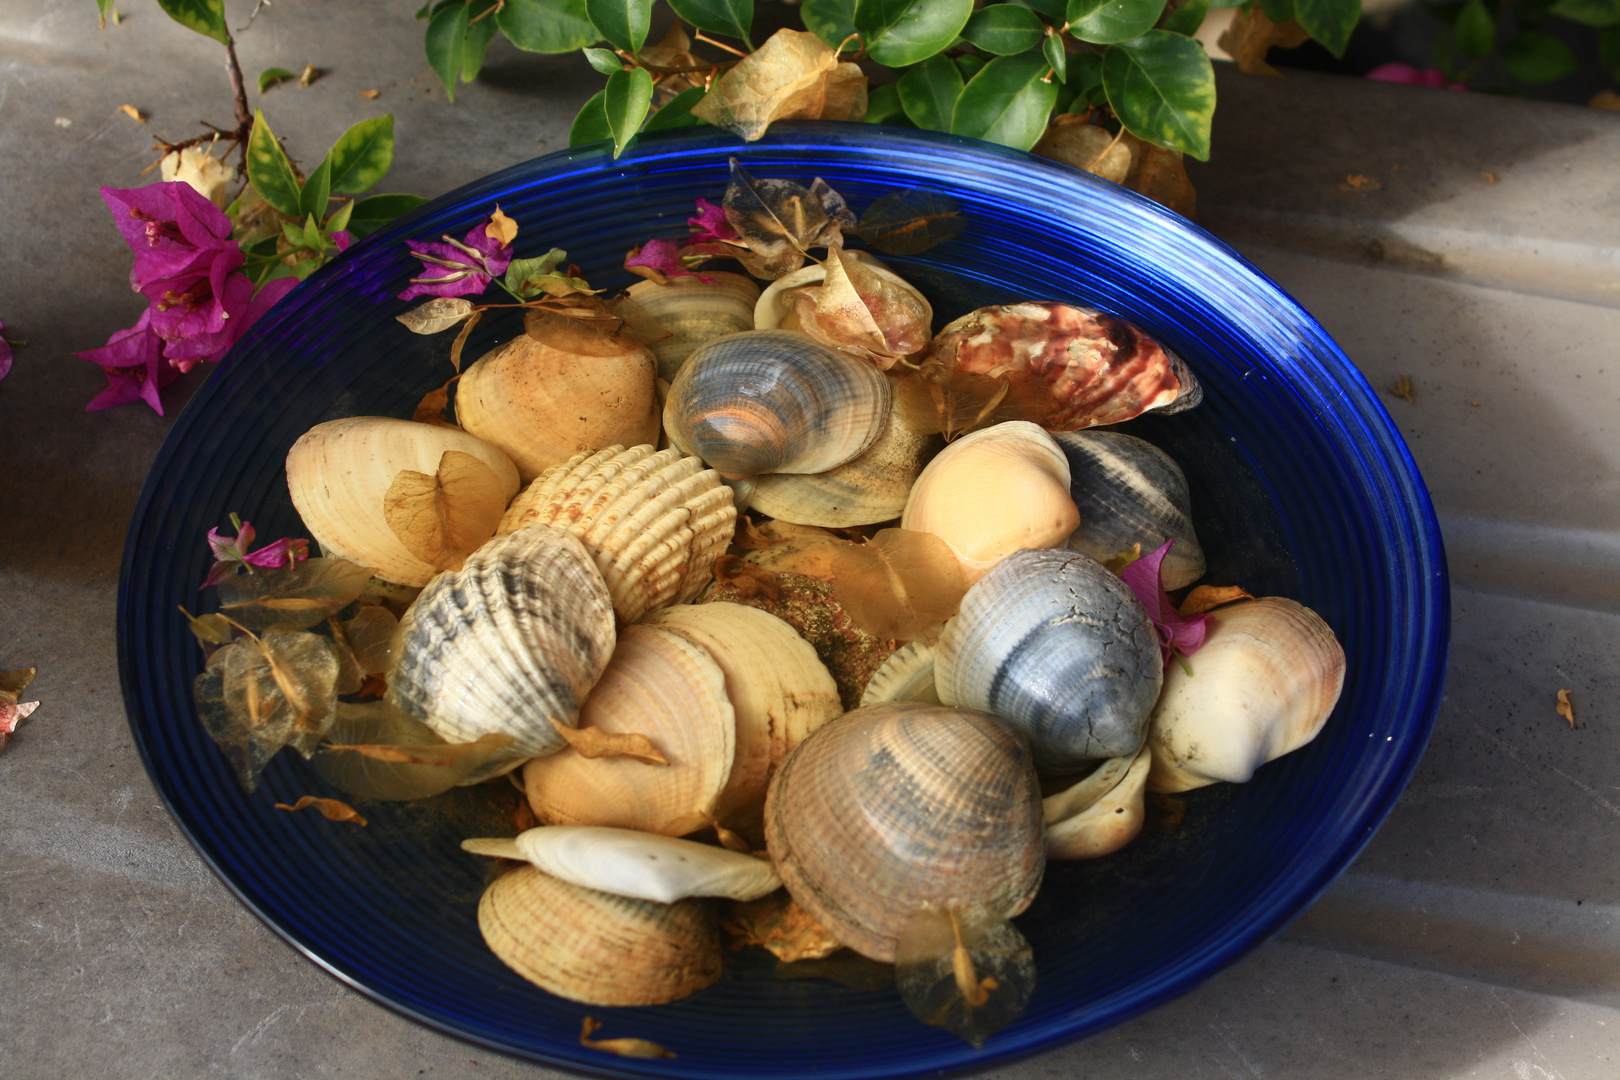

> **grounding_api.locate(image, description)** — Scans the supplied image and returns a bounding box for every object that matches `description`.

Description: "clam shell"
[628,272,762,382]
[752,251,894,329]
[1043,746,1150,860]
[1054,430,1205,590]
[753,255,932,359]
[522,622,735,836]
[749,406,941,528]
[479,865,722,1006]
[935,548,1163,771]
[285,417,521,588]
[387,525,616,756]
[456,326,660,482]
[859,642,940,707]
[1147,598,1346,793]
[764,702,1045,963]
[663,330,892,479]
[901,420,1079,583]
[497,444,736,623]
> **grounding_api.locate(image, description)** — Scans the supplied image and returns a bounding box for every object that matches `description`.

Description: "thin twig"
[236,0,271,33]
[1083,125,1127,172]
[692,30,748,57]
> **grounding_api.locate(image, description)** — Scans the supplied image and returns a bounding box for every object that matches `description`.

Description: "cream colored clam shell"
[1043,746,1150,860]
[498,444,736,624]
[859,642,939,707]
[285,416,521,588]
[753,254,923,332]
[627,272,761,382]
[464,826,780,903]
[1147,598,1347,793]
[749,406,939,528]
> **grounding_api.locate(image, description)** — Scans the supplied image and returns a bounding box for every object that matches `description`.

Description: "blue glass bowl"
[119,123,1448,1078]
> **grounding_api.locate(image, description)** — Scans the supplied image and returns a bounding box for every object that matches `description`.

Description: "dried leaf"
[550,716,670,765]
[690,29,856,143]
[0,667,40,754]
[117,103,146,122]
[0,668,37,699]
[895,906,1035,1048]
[383,450,506,572]
[580,1017,676,1060]
[713,553,781,600]
[315,699,520,800]
[326,617,366,696]
[641,20,698,74]
[855,189,966,256]
[275,795,367,826]
[298,63,320,87]
[182,608,236,648]
[216,557,376,633]
[522,300,643,355]
[341,605,399,675]
[1122,134,1197,218]
[795,243,888,356]
[413,375,460,429]
[893,361,1012,440]
[359,89,381,99]
[720,159,852,279]
[1390,374,1415,403]
[1558,689,1576,727]
[1178,585,1255,617]
[775,951,896,991]
[723,890,843,962]
[485,206,519,247]
[397,296,476,335]
[1217,7,1309,77]
[448,307,484,371]
[1340,174,1382,192]
[196,631,342,790]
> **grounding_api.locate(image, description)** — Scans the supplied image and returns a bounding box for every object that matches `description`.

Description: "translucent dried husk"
[753,252,932,365]
[1033,119,1135,185]
[1054,430,1204,591]
[750,405,941,528]
[1043,746,1151,860]
[627,272,761,383]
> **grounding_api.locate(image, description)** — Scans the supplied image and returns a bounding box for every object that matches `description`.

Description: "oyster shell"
[1054,430,1205,590]
[627,271,761,382]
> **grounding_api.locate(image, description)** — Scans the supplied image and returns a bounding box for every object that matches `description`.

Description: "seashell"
[1053,430,1205,590]
[479,865,722,1006]
[463,826,780,903]
[764,702,1045,963]
[387,525,615,757]
[522,622,735,836]
[936,548,1162,772]
[901,420,1079,584]
[754,253,932,361]
[859,642,940,707]
[750,406,941,528]
[455,317,660,482]
[627,272,762,383]
[663,330,892,479]
[645,602,842,823]
[285,416,521,588]
[1147,598,1346,793]
[753,250,893,329]
[926,301,1201,431]
[1043,746,1150,860]
[497,444,736,624]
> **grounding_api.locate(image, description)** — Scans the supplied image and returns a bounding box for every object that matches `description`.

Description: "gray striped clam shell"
[935,548,1162,772]
[1054,430,1205,590]
[387,524,616,758]
[663,329,891,479]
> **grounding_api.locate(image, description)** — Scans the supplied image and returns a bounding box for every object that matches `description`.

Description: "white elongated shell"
[387,525,615,757]
[936,548,1162,771]
[497,445,736,623]
[1053,430,1205,590]
[479,865,722,1006]
[901,420,1079,583]
[859,642,940,707]
[464,826,780,903]
[285,416,521,588]
[522,622,735,836]
[749,405,940,528]
[1044,746,1150,860]
[645,602,842,822]
[628,272,762,382]
[663,330,892,479]
[1147,598,1346,793]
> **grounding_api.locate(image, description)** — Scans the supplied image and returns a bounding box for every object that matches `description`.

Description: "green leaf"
[1014,0,1069,17]
[1549,0,1620,25]
[583,46,623,73]
[602,66,654,158]
[1043,33,1069,81]
[425,2,470,101]
[951,49,1061,151]
[1066,0,1166,44]
[644,86,710,131]
[1454,0,1494,58]
[1102,30,1215,159]
[325,115,395,195]
[963,4,1047,54]
[347,193,429,239]
[281,220,307,248]
[258,67,298,93]
[803,0,859,49]
[1503,29,1578,81]
[668,0,754,43]
[858,0,975,67]
[1293,0,1359,57]
[899,53,965,131]
[155,0,228,44]
[97,0,116,28]
[570,88,613,146]
[497,0,601,52]
[585,0,653,54]
[1066,48,1104,93]
[1602,24,1620,77]
[462,0,502,81]
[505,250,569,297]
[1259,0,1294,21]
[956,53,988,79]
[246,110,303,218]
[302,213,323,251]
[863,81,911,124]
[1162,0,1210,36]
[298,157,331,221]
[325,198,356,234]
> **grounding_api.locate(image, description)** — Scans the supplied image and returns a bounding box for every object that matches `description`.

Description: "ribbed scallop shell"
[859,642,939,707]
[387,525,615,757]
[627,272,761,383]
[497,445,736,624]
[1147,598,1346,793]
[1043,746,1150,860]
[901,420,1079,583]
[663,330,892,479]
[750,406,940,528]
[1054,430,1205,590]
[936,548,1162,772]
[285,416,521,588]
[522,622,735,836]
[479,865,722,1006]
[764,702,1045,963]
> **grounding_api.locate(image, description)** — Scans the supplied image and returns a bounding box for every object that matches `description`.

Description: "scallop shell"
[750,405,941,528]
[1147,598,1346,793]
[455,321,660,481]
[497,445,736,623]
[479,865,722,1006]
[627,272,762,383]
[387,525,616,757]
[859,642,940,707]
[285,417,521,588]
[764,702,1045,963]
[522,622,735,836]
[663,330,892,479]
[935,548,1162,772]
[901,420,1079,583]
[1054,430,1205,590]
[1043,746,1150,860]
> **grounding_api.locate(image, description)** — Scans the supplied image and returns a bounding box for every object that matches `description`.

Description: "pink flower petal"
[688,198,736,243]
[1119,541,1208,667]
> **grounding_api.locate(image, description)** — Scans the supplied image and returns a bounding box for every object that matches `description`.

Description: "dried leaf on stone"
[720,159,852,279]
[414,375,460,429]
[580,1017,676,1060]
[1178,585,1255,616]
[895,905,1035,1048]
[794,243,931,364]
[0,667,39,756]
[314,699,520,800]
[397,296,476,335]
[275,795,368,826]
[722,890,843,961]
[690,29,846,143]
[855,189,967,255]
[893,359,1012,440]
[196,631,342,790]
[550,716,670,765]
[383,450,506,572]
[1218,6,1309,77]
[1557,689,1575,727]
[216,557,376,634]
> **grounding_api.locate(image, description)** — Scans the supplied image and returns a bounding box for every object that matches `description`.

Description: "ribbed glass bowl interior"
[119,123,1449,1080]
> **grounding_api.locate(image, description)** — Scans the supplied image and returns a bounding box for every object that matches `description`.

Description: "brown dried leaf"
[1217,7,1309,77]
[448,307,484,372]
[1178,585,1255,617]
[275,795,367,826]
[1122,135,1197,218]
[1558,689,1575,727]
[775,951,896,991]
[397,297,476,336]
[359,89,381,99]
[821,62,868,122]
[315,700,519,799]
[326,616,366,696]
[341,605,399,676]
[641,20,697,72]
[383,450,506,572]
[216,558,377,633]
[1340,174,1382,191]
[713,553,782,600]
[690,29,843,143]
[1390,374,1415,403]
[413,375,461,429]
[896,906,1033,1048]
[854,188,966,256]
[893,360,1012,440]
[183,608,236,648]
[298,63,320,87]
[196,631,342,790]
[719,158,854,279]
[794,243,889,357]
[523,300,644,355]
[550,716,670,765]
[118,103,146,122]
[580,1017,676,1060]
[723,890,843,962]
[485,206,519,247]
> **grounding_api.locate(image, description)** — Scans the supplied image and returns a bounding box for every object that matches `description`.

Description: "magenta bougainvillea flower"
[687,198,736,244]
[0,320,13,386]
[398,213,515,301]
[624,236,716,283]
[1366,63,1465,90]
[1120,541,1208,668]
[202,518,310,589]
[77,307,175,414]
